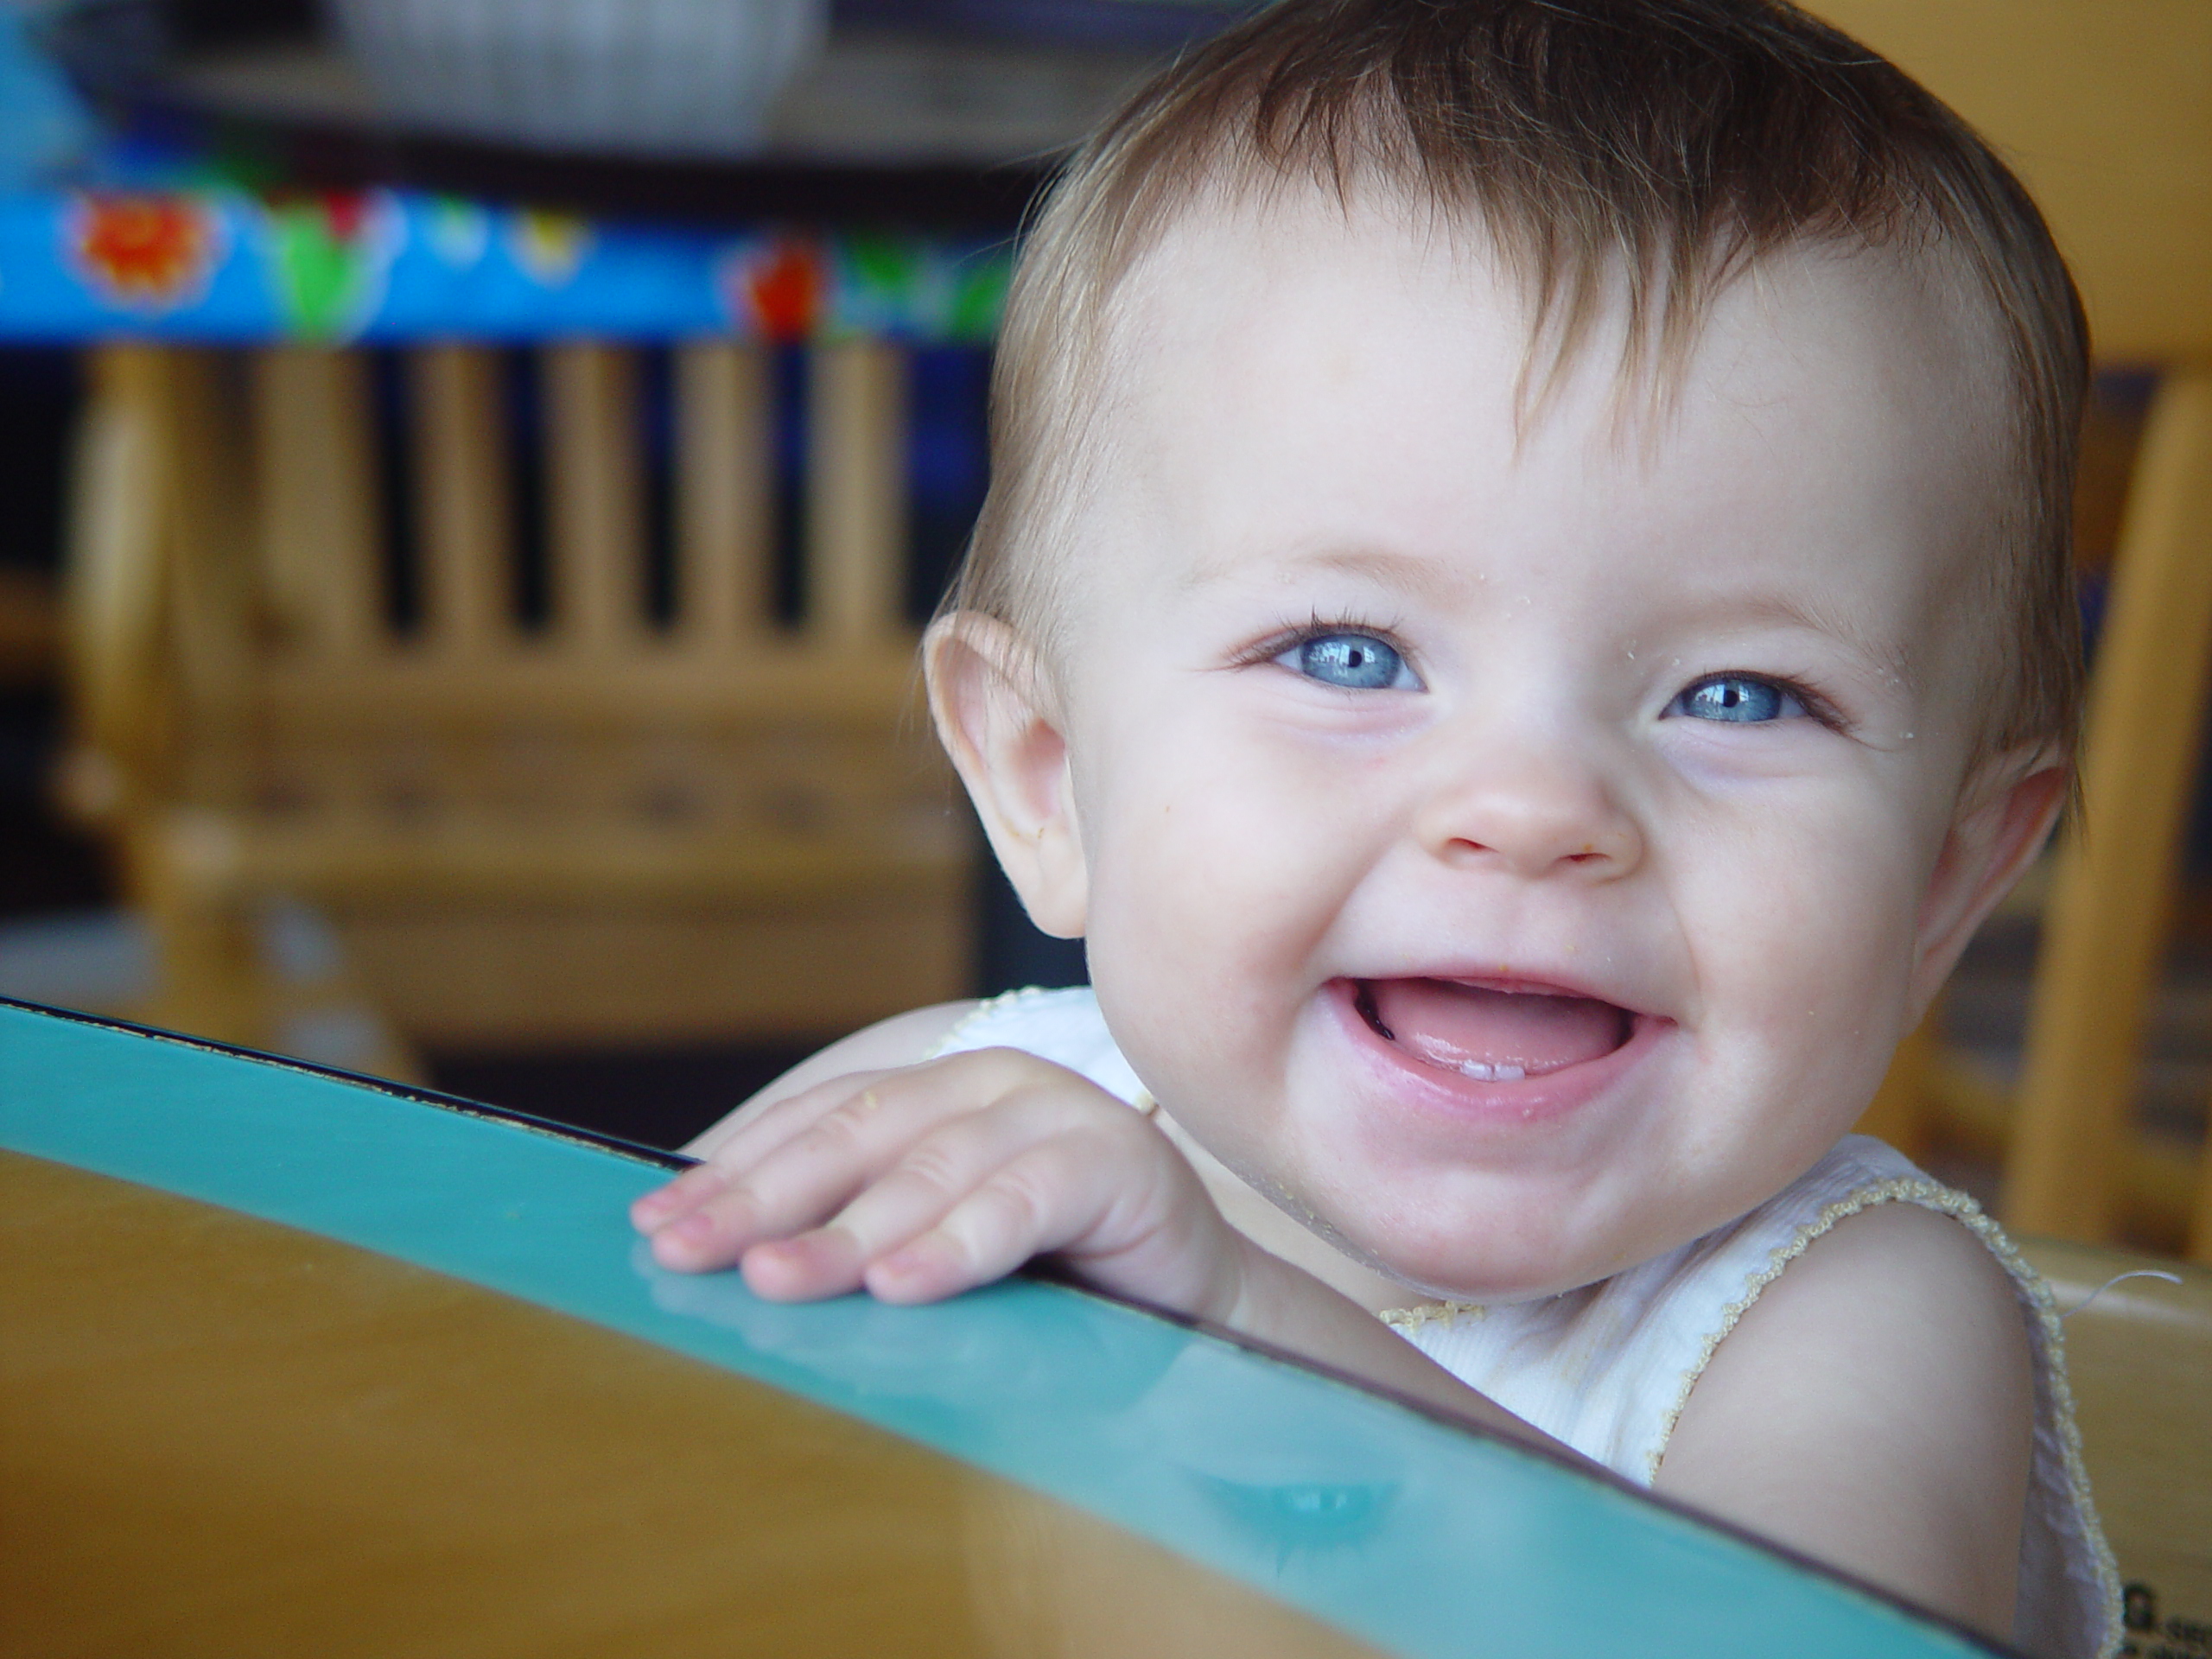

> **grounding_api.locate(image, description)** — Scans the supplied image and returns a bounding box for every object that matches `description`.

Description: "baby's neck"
[1154,1110,1428,1316]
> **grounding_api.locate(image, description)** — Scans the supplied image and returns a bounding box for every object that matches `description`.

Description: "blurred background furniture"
[2,0,1234,1136]
[1819,0,2212,1262]
[0,179,1034,1115]
[59,323,973,1066]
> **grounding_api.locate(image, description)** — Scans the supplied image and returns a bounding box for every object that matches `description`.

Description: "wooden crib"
[60,339,973,1062]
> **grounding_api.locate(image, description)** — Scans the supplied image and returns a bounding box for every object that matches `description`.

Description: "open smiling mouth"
[1353,977,1634,1083]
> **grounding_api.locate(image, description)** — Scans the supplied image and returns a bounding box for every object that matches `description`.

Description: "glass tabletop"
[0,998,2005,1658]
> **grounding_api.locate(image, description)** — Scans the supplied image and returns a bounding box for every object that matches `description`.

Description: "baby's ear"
[1907,747,2070,1022]
[924,613,1088,939]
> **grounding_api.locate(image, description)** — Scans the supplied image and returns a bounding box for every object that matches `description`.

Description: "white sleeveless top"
[933,985,2121,1659]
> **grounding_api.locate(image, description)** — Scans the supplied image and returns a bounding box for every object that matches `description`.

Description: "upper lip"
[1344,965,1654,1019]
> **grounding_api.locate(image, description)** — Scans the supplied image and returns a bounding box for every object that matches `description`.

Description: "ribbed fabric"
[932,984,2120,1659]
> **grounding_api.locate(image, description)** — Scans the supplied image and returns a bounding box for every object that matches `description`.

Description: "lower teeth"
[1457,1060,1526,1082]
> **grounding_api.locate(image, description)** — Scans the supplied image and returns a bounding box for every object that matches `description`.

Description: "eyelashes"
[1233,618,1851,730]
[1233,615,1417,672]
[1694,673,1848,732]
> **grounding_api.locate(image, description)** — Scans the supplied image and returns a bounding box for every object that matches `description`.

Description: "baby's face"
[1027,195,2026,1300]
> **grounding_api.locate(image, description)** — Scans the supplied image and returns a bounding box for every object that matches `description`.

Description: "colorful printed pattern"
[64,194,227,311]
[3,188,1013,345]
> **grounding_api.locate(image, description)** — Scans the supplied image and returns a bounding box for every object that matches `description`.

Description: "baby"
[635,2,2116,1652]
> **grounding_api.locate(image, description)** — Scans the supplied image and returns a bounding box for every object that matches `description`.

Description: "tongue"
[1364,979,1628,1081]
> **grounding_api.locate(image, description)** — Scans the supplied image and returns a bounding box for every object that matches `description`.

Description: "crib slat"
[68,346,180,779]
[675,341,774,647]
[162,350,255,730]
[806,340,909,650]
[253,347,384,658]
[544,343,645,653]
[410,346,513,655]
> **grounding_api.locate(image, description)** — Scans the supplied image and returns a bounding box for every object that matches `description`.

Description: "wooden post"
[65,346,175,788]
[410,345,513,655]
[543,342,645,653]
[2005,369,2212,1244]
[162,350,255,753]
[675,340,774,648]
[252,347,385,658]
[806,340,908,651]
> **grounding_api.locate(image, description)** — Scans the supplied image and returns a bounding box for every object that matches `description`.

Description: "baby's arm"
[640,1047,1574,1453]
[1656,1202,2033,1635]
[680,1001,978,1159]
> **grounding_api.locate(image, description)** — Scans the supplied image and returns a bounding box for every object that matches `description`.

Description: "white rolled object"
[325,0,830,156]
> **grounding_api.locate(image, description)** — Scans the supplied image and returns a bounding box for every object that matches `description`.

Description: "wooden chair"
[1815,0,2212,1262]
[58,337,972,1063]
[2016,1236,2212,1647]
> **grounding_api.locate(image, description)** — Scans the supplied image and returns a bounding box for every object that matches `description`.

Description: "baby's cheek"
[1084,796,1327,1116]
[1089,852,1270,1056]
[1690,816,1921,1120]
[1099,759,1321,952]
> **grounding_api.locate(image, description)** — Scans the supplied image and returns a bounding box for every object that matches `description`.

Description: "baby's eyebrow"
[1179,543,1470,605]
[1715,593,1919,691]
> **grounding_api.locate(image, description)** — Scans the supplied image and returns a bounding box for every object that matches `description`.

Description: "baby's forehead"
[1087,199,1999,546]
[1103,185,1999,443]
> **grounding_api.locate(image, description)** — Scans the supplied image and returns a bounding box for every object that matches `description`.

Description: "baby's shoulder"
[1702,1193,2033,1402]
[1668,1196,2034,1486]
[1764,1198,2029,1352]
[1698,1137,2031,1372]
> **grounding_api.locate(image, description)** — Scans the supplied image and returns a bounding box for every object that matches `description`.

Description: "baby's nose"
[1411,747,1643,880]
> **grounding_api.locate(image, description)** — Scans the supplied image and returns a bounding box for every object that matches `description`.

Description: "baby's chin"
[1301,1163,1716,1305]
[1361,1236,1628,1306]
[1329,1118,1869,1304]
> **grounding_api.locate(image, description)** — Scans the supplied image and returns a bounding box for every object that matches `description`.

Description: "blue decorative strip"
[0,188,1010,344]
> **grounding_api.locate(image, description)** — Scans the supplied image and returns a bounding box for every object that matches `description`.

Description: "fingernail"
[878,1241,929,1279]
[668,1212,717,1248]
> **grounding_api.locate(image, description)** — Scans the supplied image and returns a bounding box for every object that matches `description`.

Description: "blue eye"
[1669,675,1802,723]
[1291,633,1414,690]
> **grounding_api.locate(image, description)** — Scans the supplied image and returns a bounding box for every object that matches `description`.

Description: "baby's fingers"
[679,1064,912,1175]
[630,1158,733,1234]
[747,1103,1130,1305]
[868,1141,1114,1302]
[632,1064,918,1242]
[639,1066,1007,1271]
[632,1092,854,1247]
[638,1095,888,1273]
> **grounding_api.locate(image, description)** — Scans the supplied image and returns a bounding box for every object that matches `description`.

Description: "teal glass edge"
[0,1001,1998,1659]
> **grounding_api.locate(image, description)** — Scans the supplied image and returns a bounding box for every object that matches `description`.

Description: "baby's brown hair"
[954,0,2088,765]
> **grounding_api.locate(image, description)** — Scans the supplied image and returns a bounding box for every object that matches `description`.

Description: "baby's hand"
[629,1050,1251,1319]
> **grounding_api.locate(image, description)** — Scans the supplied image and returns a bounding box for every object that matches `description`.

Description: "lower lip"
[1323,978,1669,1130]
